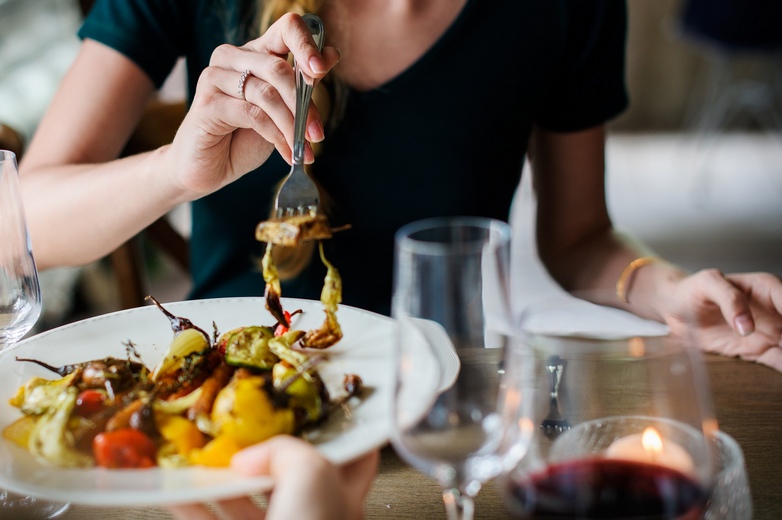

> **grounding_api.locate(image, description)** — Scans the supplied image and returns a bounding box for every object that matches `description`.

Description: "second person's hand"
[168,435,379,520]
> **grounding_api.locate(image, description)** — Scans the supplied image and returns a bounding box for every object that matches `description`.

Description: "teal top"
[80,0,628,315]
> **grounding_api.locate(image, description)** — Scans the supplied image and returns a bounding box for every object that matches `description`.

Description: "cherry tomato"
[274,311,293,337]
[92,428,157,469]
[74,389,106,417]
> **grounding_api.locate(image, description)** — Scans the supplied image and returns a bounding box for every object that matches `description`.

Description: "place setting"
[0,187,756,519]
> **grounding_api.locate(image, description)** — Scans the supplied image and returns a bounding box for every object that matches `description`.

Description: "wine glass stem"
[443,488,474,520]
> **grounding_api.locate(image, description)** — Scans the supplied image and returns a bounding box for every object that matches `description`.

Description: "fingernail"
[335,47,343,62]
[304,143,315,164]
[308,120,324,142]
[309,55,326,75]
[734,314,754,336]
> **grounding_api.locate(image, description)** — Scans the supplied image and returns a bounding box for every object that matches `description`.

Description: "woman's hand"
[168,435,379,520]
[663,270,782,371]
[165,13,341,200]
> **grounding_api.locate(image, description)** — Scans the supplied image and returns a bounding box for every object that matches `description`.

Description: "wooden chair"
[0,123,24,158]
[111,99,189,309]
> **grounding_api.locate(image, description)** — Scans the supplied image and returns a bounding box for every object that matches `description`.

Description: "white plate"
[0,297,404,506]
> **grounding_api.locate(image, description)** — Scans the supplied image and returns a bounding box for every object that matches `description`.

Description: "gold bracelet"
[616,256,661,304]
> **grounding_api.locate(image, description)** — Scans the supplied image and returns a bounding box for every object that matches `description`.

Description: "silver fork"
[540,355,570,439]
[273,13,325,218]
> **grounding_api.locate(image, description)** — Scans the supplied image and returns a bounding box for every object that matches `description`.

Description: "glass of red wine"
[501,293,718,520]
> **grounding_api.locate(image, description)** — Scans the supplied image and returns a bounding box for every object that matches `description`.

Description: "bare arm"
[531,124,687,318]
[531,125,782,371]
[20,40,176,269]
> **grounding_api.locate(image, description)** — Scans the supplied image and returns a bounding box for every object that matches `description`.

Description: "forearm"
[20,145,187,270]
[542,227,688,322]
[529,125,689,322]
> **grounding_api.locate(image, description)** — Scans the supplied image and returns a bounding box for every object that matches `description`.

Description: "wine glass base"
[0,490,70,519]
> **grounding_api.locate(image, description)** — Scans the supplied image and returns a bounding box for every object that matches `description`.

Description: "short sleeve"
[78,0,189,88]
[535,0,629,132]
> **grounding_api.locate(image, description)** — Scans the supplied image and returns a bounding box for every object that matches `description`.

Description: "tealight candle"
[605,427,695,475]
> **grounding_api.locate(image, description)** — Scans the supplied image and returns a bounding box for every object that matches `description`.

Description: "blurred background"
[1,0,781,329]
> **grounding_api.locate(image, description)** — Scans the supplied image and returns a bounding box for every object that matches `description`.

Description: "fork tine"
[272,14,324,219]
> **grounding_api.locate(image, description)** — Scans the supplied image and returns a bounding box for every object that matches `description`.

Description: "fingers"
[212,496,268,520]
[193,13,341,167]
[202,49,302,163]
[690,269,755,336]
[168,497,267,520]
[756,344,782,372]
[231,434,320,476]
[189,76,296,165]
[339,449,380,513]
[167,503,219,520]
[247,13,330,79]
[727,272,782,317]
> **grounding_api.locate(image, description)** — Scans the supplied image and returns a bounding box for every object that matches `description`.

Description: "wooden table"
[56,354,782,519]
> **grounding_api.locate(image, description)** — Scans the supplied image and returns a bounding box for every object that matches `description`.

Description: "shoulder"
[78,0,226,87]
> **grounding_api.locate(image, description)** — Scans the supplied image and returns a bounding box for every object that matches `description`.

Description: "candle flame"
[628,337,646,357]
[641,427,663,456]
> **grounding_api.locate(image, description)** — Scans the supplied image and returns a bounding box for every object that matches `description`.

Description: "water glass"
[391,216,522,520]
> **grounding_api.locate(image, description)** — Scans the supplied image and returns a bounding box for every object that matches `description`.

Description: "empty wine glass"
[0,150,41,348]
[501,293,718,519]
[0,150,69,518]
[390,216,529,520]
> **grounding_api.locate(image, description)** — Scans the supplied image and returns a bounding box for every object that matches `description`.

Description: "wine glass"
[0,150,41,347]
[390,216,529,520]
[0,150,69,518]
[501,293,718,519]
[705,430,752,520]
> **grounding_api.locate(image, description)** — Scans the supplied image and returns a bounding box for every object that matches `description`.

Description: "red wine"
[505,458,708,519]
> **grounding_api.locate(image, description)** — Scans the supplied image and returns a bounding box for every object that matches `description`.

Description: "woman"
[20,0,782,372]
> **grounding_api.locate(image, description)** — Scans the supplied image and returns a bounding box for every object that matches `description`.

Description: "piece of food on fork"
[254,213,331,247]
[256,211,343,350]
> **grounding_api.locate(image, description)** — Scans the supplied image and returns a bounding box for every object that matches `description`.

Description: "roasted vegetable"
[146,295,210,343]
[186,374,295,467]
[272,363,325,423]
[93,428,157,469]
[2,415,38,449]
[219,326,278,370]
[268,330,308,368]
[151,328,211,381]
[186,361,234,425]
[255,213,332,247]
[302,242,343,349]
[262,243,289,327]
[28,387,94,468]
[74,389,107,417]
[5,288,358,469]
[156,414,207,460]
[8,373,77,415]
[209,375,295,446]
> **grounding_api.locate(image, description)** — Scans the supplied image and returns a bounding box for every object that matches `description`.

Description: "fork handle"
[545,355,565,400]
[292,14,325,166]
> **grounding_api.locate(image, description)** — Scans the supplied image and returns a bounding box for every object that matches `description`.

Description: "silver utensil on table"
[273,13,325,218]
[540,354,570,439]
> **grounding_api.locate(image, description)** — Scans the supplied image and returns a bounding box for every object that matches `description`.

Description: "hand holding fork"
[273,14,325,218]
